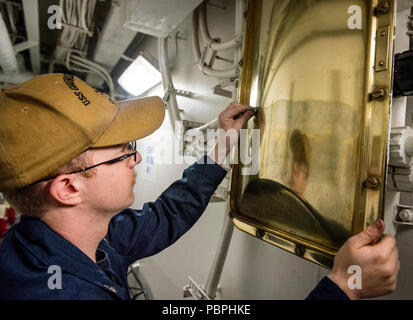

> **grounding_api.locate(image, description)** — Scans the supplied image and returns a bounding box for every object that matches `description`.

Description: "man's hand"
[328,219,400,299]
[208,102,255,166]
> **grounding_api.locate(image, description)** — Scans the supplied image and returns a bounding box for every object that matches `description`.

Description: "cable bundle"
[59,0,96,51]
[57,0,114,98]
[65,51,114,97]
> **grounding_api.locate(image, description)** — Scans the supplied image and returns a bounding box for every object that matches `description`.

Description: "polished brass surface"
[229,0,395,268]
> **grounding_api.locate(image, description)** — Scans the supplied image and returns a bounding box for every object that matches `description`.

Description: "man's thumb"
[353,219,385,247]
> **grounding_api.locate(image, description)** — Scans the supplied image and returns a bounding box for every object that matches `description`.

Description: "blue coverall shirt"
[0,156,348,300]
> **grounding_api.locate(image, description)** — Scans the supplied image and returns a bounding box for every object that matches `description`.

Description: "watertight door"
[229,0,395,268]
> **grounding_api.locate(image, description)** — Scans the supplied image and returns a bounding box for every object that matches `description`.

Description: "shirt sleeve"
[105,155,228,266]
[305,276,350,300]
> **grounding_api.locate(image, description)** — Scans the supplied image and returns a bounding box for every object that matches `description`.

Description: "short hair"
[3,151,96,218]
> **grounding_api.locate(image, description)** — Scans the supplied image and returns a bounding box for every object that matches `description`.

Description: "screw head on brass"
[255,229,264,238]
[364,177,381,190]
[370,88,387,101]
[294,245,305,257]
[377,1,389,14]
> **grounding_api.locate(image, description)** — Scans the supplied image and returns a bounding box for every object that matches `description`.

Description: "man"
[0,74,399,300]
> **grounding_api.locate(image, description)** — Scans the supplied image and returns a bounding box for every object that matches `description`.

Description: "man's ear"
[48,175,83,206]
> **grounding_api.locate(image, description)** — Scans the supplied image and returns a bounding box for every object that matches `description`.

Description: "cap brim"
[91,96,165,148]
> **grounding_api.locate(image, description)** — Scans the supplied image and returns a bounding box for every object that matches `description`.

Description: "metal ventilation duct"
[122,0,204,37]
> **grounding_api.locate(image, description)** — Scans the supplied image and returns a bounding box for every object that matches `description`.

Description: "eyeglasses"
[34,141,137,184]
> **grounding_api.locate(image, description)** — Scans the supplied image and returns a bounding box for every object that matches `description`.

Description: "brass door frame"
[228,0,396,269]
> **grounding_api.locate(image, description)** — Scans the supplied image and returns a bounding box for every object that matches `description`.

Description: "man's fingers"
[234,108,255,127]
[350,219,385,249]
[380,252,399,287]
[384,248,399,273]
[373,235,397,258]
[222,102,254,119]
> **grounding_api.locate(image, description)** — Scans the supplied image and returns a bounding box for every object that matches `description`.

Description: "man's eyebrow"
[120,143,129,152]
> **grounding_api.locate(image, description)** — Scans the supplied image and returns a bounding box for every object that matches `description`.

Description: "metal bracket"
[169,31,187,41]
[174,89,194,98]
[163,88,194,102]
[394,204,413,226]
[183,276,221,300]
[13,40,38,53]
[213,76,239,98]
[213,87,233,98]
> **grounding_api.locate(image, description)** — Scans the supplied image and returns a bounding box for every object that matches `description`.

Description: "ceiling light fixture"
[117,53,161,96]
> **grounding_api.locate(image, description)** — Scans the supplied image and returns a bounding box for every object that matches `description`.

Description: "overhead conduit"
[198,2,244,52]
[192,5,239,79]
[158,37,182,132]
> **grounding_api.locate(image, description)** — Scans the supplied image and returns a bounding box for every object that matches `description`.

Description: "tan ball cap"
[0,73,165,191]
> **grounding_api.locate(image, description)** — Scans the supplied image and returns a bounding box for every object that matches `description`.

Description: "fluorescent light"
[118,55,161,96]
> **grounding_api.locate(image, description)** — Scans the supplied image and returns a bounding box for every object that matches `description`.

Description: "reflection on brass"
[229,0,395,269]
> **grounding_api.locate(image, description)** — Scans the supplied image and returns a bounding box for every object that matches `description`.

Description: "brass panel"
[229,0,395,268]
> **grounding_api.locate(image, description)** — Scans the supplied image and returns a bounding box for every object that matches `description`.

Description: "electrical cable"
[68,51,114,97]
[191,7,238,78]
[57,0,113,97]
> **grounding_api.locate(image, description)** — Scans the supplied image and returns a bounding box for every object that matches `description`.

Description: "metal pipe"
[0,12,18,74]
[203,0,246,300]
[22,0,40,74]
[186,118,218,137]
[158,37,181,132]
[198,2,213,45]
[199,2,243,52]
[204,210,235,299]
[192,9,202,63]
[191,7,238,78]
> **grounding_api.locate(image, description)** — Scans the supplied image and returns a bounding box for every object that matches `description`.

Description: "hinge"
[374,26,391,72]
